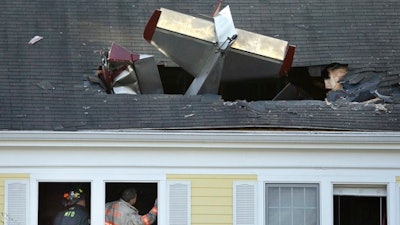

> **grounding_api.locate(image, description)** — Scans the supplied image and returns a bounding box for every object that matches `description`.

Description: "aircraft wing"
[144,7,294,82]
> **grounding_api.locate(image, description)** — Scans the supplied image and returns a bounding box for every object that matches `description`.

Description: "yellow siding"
[192,205,232,215]
[397,176,400,182]
[167,174,257,225]
[0,174,29,225]
[192,187,231,197]
[192,214,232,225]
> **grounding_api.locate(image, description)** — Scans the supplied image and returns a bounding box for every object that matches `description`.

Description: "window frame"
[265,183,320,225]
[331,182,396,225]
[397,183,400,225]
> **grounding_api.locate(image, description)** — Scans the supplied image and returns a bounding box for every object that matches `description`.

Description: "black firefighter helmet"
[62,187,85,207]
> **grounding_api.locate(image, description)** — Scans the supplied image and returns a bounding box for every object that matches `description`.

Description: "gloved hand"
[148,198,158,216]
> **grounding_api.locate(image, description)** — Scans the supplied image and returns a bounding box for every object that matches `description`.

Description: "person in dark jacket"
[54,188,90,225]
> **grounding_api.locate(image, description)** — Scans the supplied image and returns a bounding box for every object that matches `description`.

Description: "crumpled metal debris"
[96,42,163,95]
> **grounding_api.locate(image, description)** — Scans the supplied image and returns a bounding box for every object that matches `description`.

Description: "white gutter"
[0,130,399,150]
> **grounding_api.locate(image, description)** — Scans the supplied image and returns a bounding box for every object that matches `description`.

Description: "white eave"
[0,130,399,151]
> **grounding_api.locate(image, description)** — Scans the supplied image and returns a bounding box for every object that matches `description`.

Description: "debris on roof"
[324,63,349,91]
[28,35,43,45]
[327,68,400,103]
[96,43,163,95]
[89,4,399,105]
[37,80,55,90]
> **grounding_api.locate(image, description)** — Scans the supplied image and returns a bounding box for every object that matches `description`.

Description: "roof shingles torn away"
[0,0,399,131]
[1,91,399,131]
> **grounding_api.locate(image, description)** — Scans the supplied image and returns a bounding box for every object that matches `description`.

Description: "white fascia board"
[0,130,400,151]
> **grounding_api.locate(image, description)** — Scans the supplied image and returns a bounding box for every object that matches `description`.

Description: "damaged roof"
[1,0,399,131]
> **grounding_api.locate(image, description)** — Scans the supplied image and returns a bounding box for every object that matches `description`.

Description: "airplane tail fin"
[213,5,237,50]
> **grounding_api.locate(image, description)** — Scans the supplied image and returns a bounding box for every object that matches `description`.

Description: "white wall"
[1,130,400,225]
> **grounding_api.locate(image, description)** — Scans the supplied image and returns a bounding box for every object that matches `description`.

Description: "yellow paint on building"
[397,176,400,182]
[167,174,257,225]
[0,174,29,225]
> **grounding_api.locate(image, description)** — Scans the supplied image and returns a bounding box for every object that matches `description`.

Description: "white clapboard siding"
[167,181,191,225]
[234,181,257,225]
[5,180,29,225]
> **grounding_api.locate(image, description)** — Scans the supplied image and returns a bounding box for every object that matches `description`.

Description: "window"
[265,183,319,225]
[38,182,91,225]
[333,185,387,225]
[105,182,158,224]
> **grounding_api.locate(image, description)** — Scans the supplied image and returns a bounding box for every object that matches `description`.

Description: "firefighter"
[105,188,157,225]
[54,188,90,225]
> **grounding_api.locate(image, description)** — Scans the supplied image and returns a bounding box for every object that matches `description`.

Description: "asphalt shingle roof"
[2,91,399,131]
[1,0,399,131]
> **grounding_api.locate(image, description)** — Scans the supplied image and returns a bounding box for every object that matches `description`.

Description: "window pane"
[305,208,317,225]
[293,187,305,207]
[305,187,318,207]
[268,208,280,225]
[268,187,280,207]
[280,208,292,225]
[293,208,305,225]
[280,187,292,207]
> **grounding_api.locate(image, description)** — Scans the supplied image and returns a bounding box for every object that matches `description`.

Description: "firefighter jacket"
[54,204,90,225]
[105,199,157,225]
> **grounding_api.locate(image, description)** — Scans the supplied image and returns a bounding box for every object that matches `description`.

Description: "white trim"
[29,179,38,225]
[333,186,387,197]
[396,183,400,225]
[1,131,400,170]
[92,179,105,225]
[257,180,265,225]
[320,179,333,225]
[1,130,399,150]
[387,182,397,225]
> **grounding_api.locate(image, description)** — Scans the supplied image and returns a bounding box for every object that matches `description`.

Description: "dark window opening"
[38,182,91,225]
[334,195,387,225]
[105,182,158,223]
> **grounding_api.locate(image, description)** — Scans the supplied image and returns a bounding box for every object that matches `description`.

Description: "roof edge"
[1,130,399,150]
